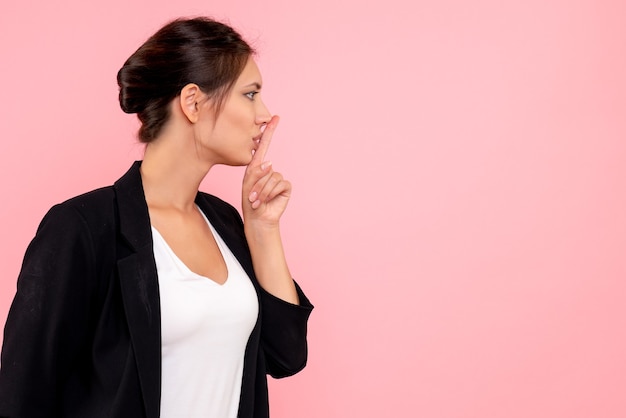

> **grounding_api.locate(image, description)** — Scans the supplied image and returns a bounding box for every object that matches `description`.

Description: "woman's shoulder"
[60,186,117,209]
[49,186,117,218]
[37,186,118,237]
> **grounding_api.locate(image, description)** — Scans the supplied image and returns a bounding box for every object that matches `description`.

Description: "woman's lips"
[251,135,262,155]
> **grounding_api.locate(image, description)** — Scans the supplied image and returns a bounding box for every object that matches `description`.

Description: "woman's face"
[196,57,272,166]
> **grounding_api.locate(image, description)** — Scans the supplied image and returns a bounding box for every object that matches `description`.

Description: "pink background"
[1,0,625,417]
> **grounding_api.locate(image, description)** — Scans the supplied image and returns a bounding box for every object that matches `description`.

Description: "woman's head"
[117,17,254,143]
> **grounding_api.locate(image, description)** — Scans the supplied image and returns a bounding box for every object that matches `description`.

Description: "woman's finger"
[246,162,273,201]
[250,177,291,210]
[249,115,279,169]
[255,172,284,203]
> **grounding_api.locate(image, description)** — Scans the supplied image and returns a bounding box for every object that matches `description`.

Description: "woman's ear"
[179,83,203,123]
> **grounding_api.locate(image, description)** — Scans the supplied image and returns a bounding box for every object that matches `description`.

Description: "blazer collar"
[114,161,152,251]
[113,161,161,418]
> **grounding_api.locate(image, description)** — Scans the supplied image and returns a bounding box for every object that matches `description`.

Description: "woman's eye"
[245,91,258,100]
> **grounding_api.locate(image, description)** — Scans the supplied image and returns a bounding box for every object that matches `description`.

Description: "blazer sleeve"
[0,203,98,417]
[259,282,314,379]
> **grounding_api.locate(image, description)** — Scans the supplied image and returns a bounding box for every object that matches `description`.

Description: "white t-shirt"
[152,210,258,418]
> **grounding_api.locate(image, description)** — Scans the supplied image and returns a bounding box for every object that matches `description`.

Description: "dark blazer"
[0,161,313,418]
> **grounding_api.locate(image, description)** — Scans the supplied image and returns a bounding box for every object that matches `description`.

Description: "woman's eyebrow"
[242,82,262,89]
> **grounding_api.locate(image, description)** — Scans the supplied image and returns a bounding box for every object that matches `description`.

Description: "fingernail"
[248,191,258,202]
[261,161,272,171]
[252,200,261,209]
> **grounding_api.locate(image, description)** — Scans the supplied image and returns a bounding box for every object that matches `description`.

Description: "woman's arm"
[0,204,97,417]
[241,116,300,304]
[240,116,314,376]
[244,221,299,304]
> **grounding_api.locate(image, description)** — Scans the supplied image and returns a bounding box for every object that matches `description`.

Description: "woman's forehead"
[236,58,263,87]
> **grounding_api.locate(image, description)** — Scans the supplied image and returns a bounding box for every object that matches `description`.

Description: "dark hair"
[117,17,254,143]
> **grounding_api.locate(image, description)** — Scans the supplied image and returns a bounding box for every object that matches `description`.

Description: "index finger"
[251,115,280,166]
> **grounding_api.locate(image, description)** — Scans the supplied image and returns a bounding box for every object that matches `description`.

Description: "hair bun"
[117,65,146,114]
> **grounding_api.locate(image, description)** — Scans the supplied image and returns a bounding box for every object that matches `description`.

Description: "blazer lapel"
[113,161,161,418]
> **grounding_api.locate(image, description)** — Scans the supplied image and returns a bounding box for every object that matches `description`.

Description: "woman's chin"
[244,151,256,165]
[221,153,253,167]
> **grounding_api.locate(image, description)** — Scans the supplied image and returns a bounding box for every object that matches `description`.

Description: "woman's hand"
[242,115,291,228]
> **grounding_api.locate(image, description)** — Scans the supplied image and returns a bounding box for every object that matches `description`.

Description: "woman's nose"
[256,100,271,125]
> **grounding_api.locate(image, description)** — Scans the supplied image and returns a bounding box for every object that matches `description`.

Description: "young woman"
[0,17,313,418]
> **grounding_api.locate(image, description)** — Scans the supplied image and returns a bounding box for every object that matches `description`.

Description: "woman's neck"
[140,135,212,213]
